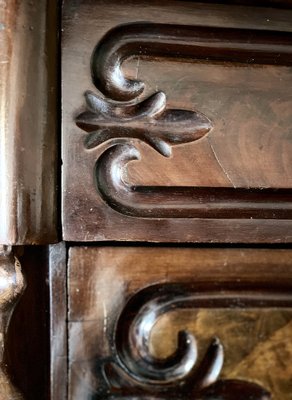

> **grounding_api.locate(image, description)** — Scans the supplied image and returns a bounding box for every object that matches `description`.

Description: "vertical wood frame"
[0,0,58,244]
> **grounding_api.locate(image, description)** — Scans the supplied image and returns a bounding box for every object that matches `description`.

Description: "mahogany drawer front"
[2,2,292,400]
[67,247,292,399]
[62,1,292,243]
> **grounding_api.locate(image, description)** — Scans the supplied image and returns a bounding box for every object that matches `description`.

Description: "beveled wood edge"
[0,0,59,245]
[63,218,292,243]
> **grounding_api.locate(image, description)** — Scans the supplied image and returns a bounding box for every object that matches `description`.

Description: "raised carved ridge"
[91,22,292,101]
[76,22,292,221]
[0,246,25,399]
[102,283,288,399]
[95,143,292,219]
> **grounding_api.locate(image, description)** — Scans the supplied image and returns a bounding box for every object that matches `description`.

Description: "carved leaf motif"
[76,91,212,157]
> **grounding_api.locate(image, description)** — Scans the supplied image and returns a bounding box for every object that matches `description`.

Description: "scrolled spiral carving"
[102,284,278,399]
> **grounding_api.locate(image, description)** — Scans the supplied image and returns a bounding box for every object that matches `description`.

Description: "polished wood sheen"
[0,0,58,244]
[68,247,292,399]
[62,0,292,242]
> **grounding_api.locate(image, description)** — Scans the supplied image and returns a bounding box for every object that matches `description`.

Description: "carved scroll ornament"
[100,283,286,399]
[76,23,292,220]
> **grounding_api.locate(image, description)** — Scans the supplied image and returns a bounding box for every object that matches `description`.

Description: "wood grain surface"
[62,0,292,242]
[68,247,292,399]
[49,243,67,400]
[0,0,58,244]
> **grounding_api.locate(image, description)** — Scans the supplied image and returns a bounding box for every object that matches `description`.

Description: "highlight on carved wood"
[76,22,292,220]
[100,283,283,399]
[76,91,212,157]
[0,246,26,399]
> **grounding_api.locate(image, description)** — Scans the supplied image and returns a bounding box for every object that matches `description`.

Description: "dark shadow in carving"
[91,22,292,101]
[95,143,292,219]
[102,283,290,399]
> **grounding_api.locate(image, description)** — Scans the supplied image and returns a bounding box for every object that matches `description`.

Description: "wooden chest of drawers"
[1,1,292,399]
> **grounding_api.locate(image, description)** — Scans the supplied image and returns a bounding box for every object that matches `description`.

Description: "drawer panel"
[62,1,292,242]
[68,247,292,399]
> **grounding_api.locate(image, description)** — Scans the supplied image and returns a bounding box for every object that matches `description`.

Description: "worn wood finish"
[0,0,58,244]
[49,242,67,400]
[0,246,25,399]
[62,0,292,242]
[68,247,292,399]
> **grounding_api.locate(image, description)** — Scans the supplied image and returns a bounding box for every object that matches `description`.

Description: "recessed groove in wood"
[68,247,292,399]
[62,0,292,242]
[95,143,292,219]
[80,23,292,220]
[91,22,292,101]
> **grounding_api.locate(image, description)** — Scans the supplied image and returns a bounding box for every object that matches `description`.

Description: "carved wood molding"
[94,143,292,219]
[68,247,292,397]
[0,0,58,244]
[91,23,292,101]
[76,22,292,221]
[102,283,292,399]
[0,246,25,399]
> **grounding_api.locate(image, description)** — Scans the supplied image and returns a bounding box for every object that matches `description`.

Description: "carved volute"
[0,246,25,399]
